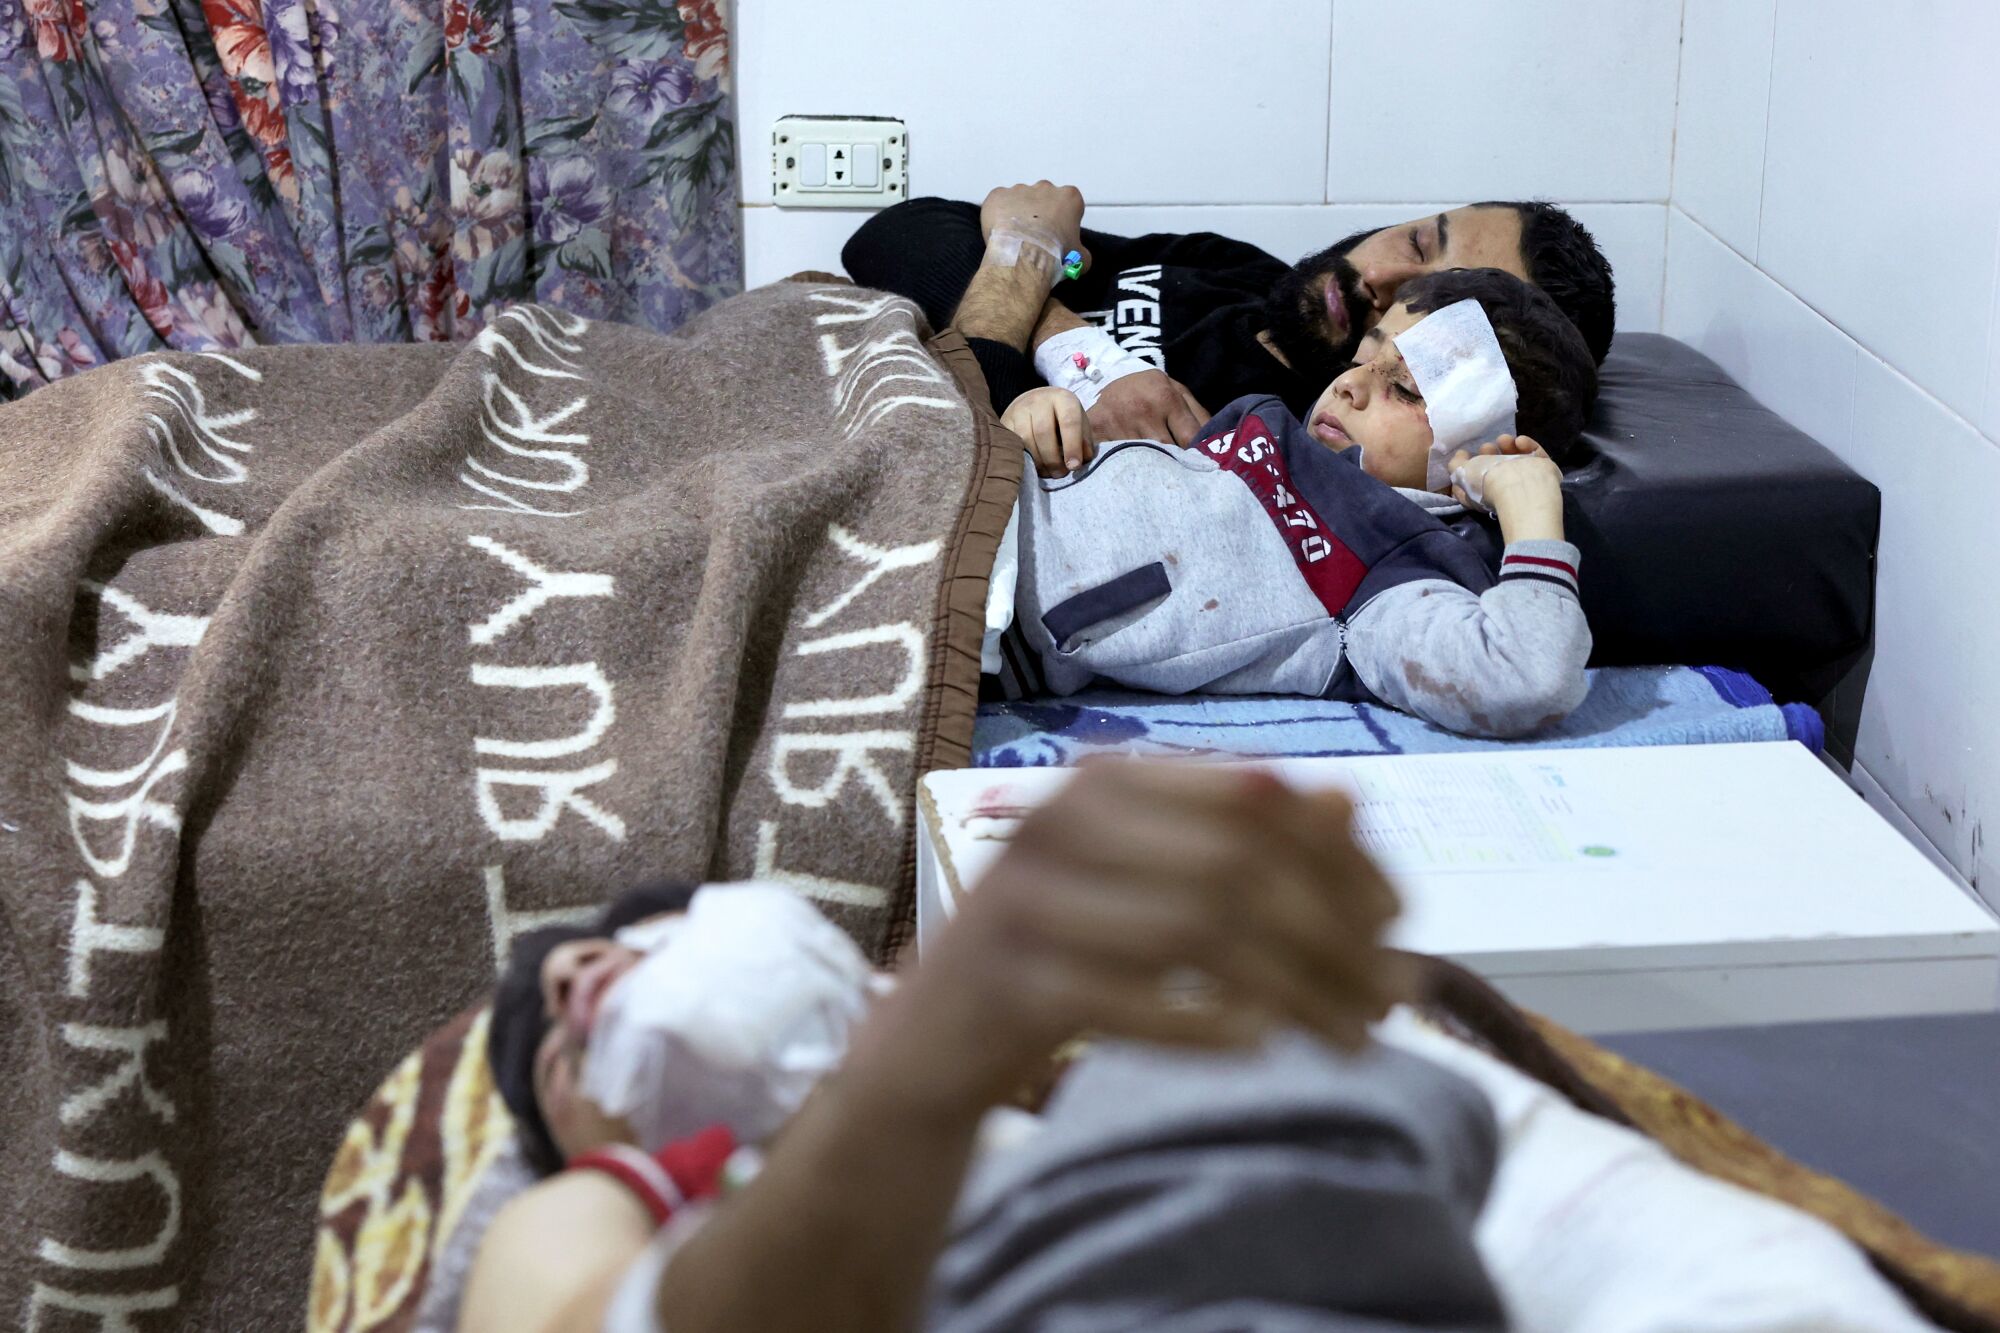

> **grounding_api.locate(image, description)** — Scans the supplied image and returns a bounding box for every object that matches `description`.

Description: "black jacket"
[842,197,1320,416]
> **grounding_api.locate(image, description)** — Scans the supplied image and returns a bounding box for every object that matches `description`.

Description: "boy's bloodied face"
[1304,302,1436,490]
[532,932,652,1161]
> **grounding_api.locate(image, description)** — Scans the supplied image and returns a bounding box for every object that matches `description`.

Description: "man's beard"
[1260,226,1374,388]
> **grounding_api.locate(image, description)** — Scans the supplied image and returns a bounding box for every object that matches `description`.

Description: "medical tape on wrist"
[1391,298,1517,491]
[986,226,1063,270]
[1451,456,1498,513]
[1032,325,1149,409]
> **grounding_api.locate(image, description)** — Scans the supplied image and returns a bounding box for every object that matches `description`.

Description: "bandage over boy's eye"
[1391,298,1518,491]
[581,883,879,1151]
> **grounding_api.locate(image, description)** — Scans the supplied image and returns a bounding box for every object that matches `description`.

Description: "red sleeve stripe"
[1502,553,1579,578]
[1500,550,1579,596]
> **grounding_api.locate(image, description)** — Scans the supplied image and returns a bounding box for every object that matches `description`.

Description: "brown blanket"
[0,283,1018,1330]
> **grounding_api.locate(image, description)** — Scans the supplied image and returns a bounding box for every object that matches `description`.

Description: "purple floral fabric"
[0,0,741,399]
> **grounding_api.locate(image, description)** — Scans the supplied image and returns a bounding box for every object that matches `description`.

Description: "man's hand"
[637,762,1407,1333]
[1085,369,1210,446]
[901,763,1411,1115]
[1002,386,1094,476]
[1449,434,1564,543]
[952,183,1090,353]
[980,181,1088,267]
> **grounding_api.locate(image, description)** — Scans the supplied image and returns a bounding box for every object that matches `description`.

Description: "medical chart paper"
[915,745,1998,1032]
[1339,760,1632,874]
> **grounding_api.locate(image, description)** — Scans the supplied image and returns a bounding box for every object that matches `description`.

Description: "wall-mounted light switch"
[773,116,908,208]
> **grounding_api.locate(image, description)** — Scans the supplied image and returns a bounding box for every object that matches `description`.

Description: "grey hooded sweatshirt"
[995,396,1590,739]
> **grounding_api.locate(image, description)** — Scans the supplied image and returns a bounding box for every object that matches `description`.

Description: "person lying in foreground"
[452,763,1936,1333]
[984,265,1598,739]
[458,763,1497,1332]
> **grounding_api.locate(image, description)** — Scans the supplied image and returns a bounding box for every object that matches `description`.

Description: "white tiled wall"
[1325,0,1682,204]
[1757,0,2000,423]
[1664,0,2000,905]
[733,0,1676,332]
[1669,0,1774,258]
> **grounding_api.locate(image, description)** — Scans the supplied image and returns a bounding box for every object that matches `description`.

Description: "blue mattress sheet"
[973,665,1822,768]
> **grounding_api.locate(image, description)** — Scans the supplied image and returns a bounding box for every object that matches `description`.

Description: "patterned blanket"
[0,285,1017,1331]
[974,664,1823,767]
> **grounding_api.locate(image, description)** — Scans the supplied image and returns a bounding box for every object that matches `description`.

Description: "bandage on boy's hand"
[1002,386,1095,476]
[904,762,1412,1113]
[1479,433,1545,458]
[1449,437,1564,542]
[1084,369,1210,447]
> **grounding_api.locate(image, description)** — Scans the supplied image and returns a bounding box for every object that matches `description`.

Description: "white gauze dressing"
[1391,298,1518,494]
[580,882,881,1150]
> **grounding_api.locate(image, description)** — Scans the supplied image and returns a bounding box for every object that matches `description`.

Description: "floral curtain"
[0,0,740,399]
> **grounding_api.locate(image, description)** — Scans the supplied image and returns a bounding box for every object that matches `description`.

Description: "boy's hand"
[1002,386,1095,477]
[893,763,1412,1116]
[1086,369,1210,447]
[1449,434,1564,543]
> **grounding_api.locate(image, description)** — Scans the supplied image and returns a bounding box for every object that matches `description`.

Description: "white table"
[915,743,2000,1034]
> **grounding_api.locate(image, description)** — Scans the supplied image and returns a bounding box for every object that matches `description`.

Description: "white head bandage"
[1391,299,1518,491]
[582,883,880,1150]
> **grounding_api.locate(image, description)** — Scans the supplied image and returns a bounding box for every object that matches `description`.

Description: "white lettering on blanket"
[752,299,962,913]
[37,1151,181,1271]
[136,353,260,537]
[457,307,593,518]
[482,865,598,972]
[64,702,189,881]
[465,536,615,646]
[25,1281,179,1331]
[69,583,208,684]
[59,1023,174,1128]
[38,572,206,1323]
[759,525,942,910]
[460,310,628,962]
[810,289,961,439]
[66,878,165,1000]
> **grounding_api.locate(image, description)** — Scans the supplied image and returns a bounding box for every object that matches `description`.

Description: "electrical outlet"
[772,116,908,209]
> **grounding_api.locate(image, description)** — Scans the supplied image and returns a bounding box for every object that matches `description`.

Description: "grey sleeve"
[1343,539,1591,738]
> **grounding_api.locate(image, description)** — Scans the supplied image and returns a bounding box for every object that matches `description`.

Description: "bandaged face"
[532,928,664,1161]
[1305,299,1517,492]
[533,885,879,1165]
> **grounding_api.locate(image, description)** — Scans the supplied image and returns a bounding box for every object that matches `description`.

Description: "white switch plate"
[772,115,908,209]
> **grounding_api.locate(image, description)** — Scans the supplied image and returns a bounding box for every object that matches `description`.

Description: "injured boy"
[986,266,1599,739]
[444,764,1934,1333]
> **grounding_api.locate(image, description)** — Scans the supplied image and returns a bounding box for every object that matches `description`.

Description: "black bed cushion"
[1454,334,1878,701]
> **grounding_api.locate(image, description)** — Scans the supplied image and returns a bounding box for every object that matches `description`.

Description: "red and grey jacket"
[998,396,1590,736]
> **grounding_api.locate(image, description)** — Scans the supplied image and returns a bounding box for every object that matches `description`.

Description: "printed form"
[1330,761,1631,873]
